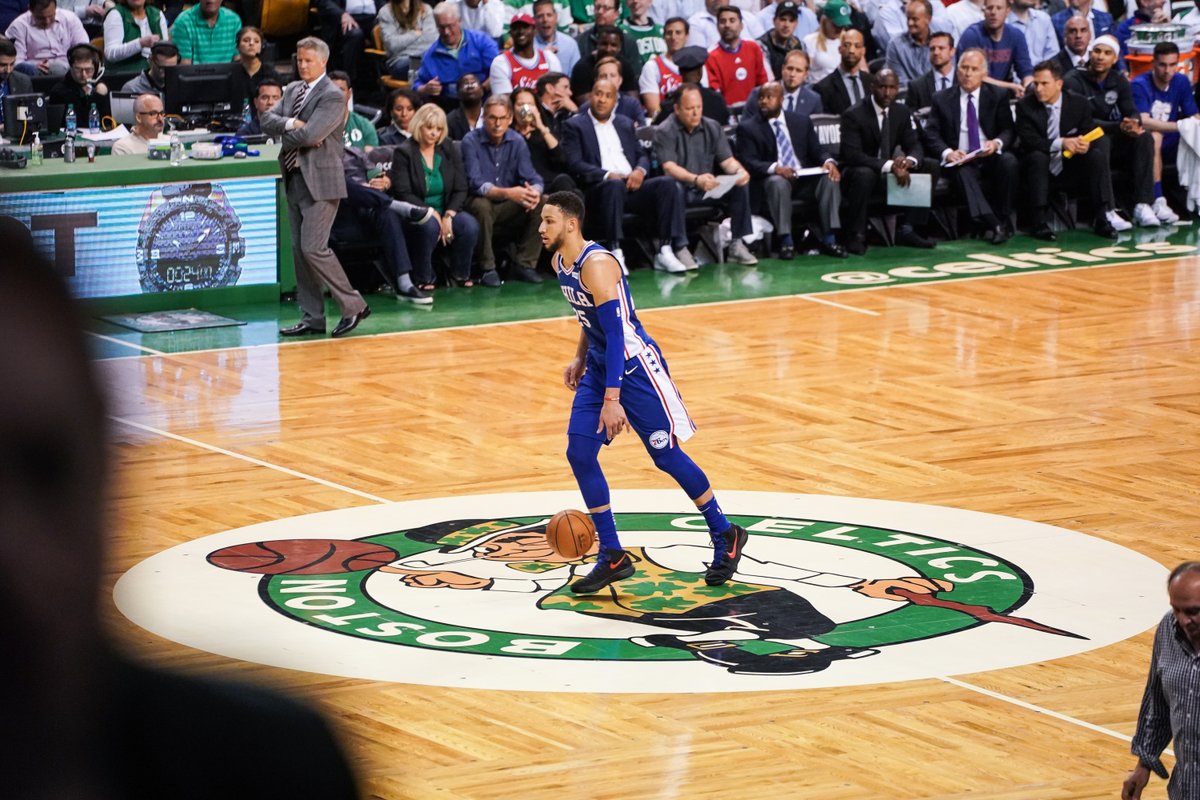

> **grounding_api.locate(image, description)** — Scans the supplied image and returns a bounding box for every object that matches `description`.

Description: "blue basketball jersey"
[556,240,697,446]
[555,240,656,365]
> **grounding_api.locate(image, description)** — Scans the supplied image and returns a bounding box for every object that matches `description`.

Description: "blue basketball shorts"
[567,344,697,449]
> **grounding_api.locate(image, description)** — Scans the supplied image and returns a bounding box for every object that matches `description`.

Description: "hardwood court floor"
[97,256,1200,799]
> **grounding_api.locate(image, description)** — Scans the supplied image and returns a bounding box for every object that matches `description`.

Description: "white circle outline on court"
[114,491,1168,693]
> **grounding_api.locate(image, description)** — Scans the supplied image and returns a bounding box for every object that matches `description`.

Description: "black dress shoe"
[1031,224,1057,242]
[989,224,1013,245]
[779,243,796,260]
[509,265,544,283]
[280,320,326,336]
[896,229,936,248]
[845,236,867,255]
[1093,216,1117,238]
[330,305,371,338]
[818,240,848,258]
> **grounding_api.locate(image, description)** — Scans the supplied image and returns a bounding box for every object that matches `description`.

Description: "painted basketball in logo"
[114,491,1168,692]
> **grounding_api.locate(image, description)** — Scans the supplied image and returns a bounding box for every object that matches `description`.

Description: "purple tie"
[967,92,981,152]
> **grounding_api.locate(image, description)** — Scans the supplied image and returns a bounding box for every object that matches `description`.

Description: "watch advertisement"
[0,177,277,298]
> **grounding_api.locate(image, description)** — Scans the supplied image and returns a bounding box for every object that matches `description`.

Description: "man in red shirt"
[705,5,771,105]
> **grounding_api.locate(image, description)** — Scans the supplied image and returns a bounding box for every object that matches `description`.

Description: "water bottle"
[241,97,252,127]
[65,104,76,135]
[30,132,42,166]
[63,135,76,163]
[88,102,99,134]
[170,132,184,165]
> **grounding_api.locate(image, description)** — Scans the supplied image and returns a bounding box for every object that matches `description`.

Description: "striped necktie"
[773,118,799,169]
[282,81,310,173]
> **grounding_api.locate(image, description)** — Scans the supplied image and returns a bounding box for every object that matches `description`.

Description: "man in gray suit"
[0,37,33,137]
[261,36,371,339]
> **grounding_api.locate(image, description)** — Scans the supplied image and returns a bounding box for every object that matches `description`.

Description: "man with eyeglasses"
[414,0,499,112]
[111,92,163,154]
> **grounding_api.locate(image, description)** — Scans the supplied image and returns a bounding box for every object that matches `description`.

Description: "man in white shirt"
[945,0,984,41]
[111,92,163,155]
[561,77,696,272]
[459,0,505,38]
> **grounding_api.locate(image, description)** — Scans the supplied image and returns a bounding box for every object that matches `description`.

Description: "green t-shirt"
[343,112,380,150]
[171,5,241,64]
[619,19,666,64]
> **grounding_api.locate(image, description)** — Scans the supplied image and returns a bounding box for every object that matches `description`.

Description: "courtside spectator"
[377,0,435,80]
[7,0,86,75]
[120,38,174,93]
[458,0,504,38]
[1055,12,1089,72]
[533,0,579,77]
[705,5,770,105]
[330,70,378,151]
[462,94,547,286]
[101,0,165,72]
[446,71,483,139]
[314,0,377,80]
[1132,41,1196,221]
[885,0,935,87]
[571,23,639,99]
[511,84,574,193]
[490,12,560,94]
[237,76,280,136]
[580,0,643,76]
[378,86,420,144]
[653,43,729,123]
[414,1,499,110]
[802,0,851,83]
[755,0,817,44]
[622,0,667,65]
[873,0,951,53]
[946,0,984,42]
[171,0,237,64]
[640,15,690,116]
[232,25,281,104]
[958,0,1033,96]
[535,70,576,134]
[1115,0,1169,64]
[1051,0,1112,45]
[757,0,803,81]
[1008,0,1058,65]
[111,91,163,153]
[580,55,647,123]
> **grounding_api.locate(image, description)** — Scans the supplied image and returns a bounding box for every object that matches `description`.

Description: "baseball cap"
[823,0,852,27]
[775,1,800,18]
[509,12,535,25]
[672,45,708,71]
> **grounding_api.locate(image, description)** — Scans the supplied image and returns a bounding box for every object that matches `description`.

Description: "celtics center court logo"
[114,491,1168,693]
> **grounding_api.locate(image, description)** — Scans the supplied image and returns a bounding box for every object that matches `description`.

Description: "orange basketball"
[545,509,597,559]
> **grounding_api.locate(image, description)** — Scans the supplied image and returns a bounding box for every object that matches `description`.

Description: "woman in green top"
[102,0,169,72]
[389,103,481,290]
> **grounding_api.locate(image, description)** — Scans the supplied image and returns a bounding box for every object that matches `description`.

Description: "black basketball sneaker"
[704,524,749,585]
[571,547,635,594]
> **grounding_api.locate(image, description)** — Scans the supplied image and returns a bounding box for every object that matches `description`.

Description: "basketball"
[545,510,597,559]
[207,539,398,575]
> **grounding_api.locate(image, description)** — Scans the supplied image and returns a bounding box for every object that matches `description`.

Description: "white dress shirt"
[590,110,635,177]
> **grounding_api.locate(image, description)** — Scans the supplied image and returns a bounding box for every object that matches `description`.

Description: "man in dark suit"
[905,30,956,110]
[921,48,1018,242]
[0,35,32,135]
[1054,13,1090,74]
[814,28,875,116]
[742,49,822,121]
[561,77,696,273]
[261,37,371,338]
[736,81,846,259]
[839,68,938,254]
[1015,58,1121,240]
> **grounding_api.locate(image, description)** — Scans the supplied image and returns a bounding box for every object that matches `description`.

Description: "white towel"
[1176,116,1200,212]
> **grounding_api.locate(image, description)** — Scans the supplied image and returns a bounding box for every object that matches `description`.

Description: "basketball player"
[538,190,749,595]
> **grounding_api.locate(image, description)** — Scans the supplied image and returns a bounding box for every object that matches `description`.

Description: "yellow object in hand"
[1063,127,1105,158]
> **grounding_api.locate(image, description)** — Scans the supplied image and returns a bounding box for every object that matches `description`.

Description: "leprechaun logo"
[114,491,1168,693]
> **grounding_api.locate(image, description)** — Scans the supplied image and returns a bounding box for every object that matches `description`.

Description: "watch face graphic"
[136,182,247,293]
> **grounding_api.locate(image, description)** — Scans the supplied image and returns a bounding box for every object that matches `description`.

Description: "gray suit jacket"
[261,75,348,201]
